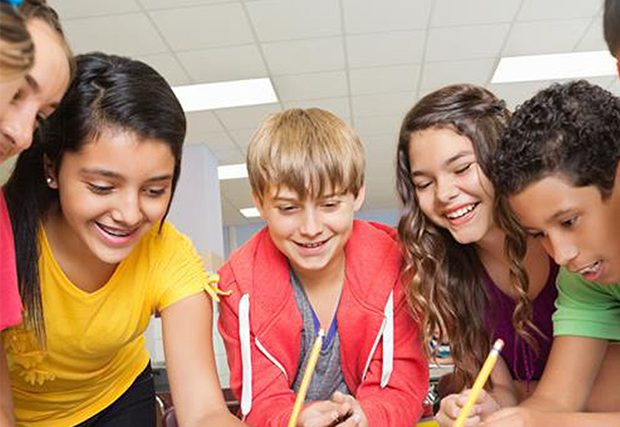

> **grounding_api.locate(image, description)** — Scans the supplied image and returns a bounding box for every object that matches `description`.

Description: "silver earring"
[46,177,52,185]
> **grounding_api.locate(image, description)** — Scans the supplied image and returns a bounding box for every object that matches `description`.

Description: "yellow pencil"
[453,339,505,427]
[287,329,325,427]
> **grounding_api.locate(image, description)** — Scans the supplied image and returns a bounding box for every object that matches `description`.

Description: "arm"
[482,336,620,427]
[0,340,15,427]
[161,292,246,427]
[353,291,430,426]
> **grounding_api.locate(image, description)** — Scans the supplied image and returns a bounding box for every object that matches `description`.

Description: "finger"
[302,409,342,427]
[463,415,482,427]
[333,411,362,427]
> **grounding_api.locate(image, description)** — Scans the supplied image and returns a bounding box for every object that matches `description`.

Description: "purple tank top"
[484,259,558,383]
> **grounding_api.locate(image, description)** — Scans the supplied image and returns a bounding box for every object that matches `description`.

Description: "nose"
[545,234,578,266]
[435,176,458,204]
[299,207,322,237]
[111,191,144,226]
[1,106,36,154]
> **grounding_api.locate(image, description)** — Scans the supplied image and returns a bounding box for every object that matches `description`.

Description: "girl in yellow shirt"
[1,52,245,427]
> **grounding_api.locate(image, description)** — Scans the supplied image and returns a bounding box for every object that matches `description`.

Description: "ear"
[252,193,268,220]
[43,155,58,189]
[353,185,366,212]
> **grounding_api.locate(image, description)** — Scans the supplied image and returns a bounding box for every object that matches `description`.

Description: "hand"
[329,391,367,427]
[436,389,500,427]
[481,407,540,427]
[297,400,354,427]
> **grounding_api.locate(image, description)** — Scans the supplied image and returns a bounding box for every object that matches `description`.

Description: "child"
[0,1,71,425]
[218,108,429,427]
[483,80,620,426]
[395,84,557,427]
[1,53,244,427]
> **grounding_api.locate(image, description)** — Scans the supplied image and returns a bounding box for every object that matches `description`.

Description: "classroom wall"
[144,144,231,387]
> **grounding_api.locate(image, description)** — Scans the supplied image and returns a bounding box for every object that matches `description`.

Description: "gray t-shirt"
[290,270,350,401]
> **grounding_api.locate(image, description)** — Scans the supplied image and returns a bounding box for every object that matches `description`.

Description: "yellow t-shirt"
[2,221,211,427]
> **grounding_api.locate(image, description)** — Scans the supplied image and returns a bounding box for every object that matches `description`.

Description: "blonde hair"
[247,108,365,202]
[0,3,34,80]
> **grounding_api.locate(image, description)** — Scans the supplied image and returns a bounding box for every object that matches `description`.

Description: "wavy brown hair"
[0,3,34,80]
[396,84,538,389]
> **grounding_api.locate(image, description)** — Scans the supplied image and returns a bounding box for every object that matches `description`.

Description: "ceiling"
[51,0,614,226]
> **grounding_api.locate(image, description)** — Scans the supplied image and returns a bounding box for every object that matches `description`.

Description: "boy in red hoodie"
[218,108,429,427]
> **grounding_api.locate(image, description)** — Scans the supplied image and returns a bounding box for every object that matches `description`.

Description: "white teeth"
[446,204,476,219]
[580,261,601,274]
[99,224,132,237]
[301,241,323,248]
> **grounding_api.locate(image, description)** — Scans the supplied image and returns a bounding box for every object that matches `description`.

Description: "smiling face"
[48,127,175,266]
[408,127,496,245]
[255,185,365,278]
[509,173,620,283]
[0,19,70,162]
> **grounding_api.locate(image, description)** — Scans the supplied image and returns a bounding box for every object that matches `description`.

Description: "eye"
[144,187,167,197]
[11,88,25,103]
[454,162,473,174]
[560,216,578,228]
[321,200,341,210]
[87,183,113,194]
[414,180,432,190]
[277,205,298,214]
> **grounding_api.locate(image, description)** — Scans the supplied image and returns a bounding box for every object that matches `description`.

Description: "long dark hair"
[396,84,535,389]
[4,52,186,343]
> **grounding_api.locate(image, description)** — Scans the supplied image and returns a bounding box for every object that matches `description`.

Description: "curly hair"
[492,80,620,200]
[396,84,539,389]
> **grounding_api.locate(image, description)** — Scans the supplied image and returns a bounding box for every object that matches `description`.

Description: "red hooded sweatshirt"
[218,220,428,426]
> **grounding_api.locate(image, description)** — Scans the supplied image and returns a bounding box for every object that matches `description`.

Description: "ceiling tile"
[347,31,425,68]
[221,197,249,226]
[518,0,601,21]
[262,38,345,75]
[177,45,267,83]
[185,110,226,142]
[215,104,281,130]
[63,13,168,56]
[150,4,254,50]
[212,148,246,165]
[229,128,257,149]
[199,132,239,151]
[349,65,420,96]
[575,19,607,51]
[220,179,254,207]
[283,98,351,120]
[431,0,521,27]
[246,0,341,42]
[54,0,141,18]
[139,0,236,9]
[354,116,402,140]
[343,0,432,33]
[351,92,415,118]
[502,19,591,56]
[273,71,348,101]
[138,53,191,86]
[420,58,495,95]
[426,24,510,62]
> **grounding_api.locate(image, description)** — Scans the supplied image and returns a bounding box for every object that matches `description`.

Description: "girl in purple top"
[395,84,556,427]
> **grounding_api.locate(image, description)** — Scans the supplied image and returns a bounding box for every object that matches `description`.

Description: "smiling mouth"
[576,260,602,276]
[445,202,479,220]
[95,221,139,238]
[294,237,331,249]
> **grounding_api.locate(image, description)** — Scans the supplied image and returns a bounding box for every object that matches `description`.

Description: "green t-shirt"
[553,266,620,341]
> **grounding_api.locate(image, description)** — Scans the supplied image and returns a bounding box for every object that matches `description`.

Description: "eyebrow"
[548,208,574,222]
[25,74,40,93]
[411,150,474,177]
[80,168,173,182]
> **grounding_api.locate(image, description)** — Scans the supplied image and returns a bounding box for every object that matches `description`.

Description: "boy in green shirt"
[484,81,620,427]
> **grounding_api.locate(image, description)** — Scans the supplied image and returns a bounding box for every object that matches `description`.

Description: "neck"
[293,251,346,291]
[474,224,506,265]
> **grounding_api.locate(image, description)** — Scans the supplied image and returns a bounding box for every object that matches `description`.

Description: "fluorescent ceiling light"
[173,78,278,112]
[240,207,260,218]
[492,51,616,83]
[218,163,248,180]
